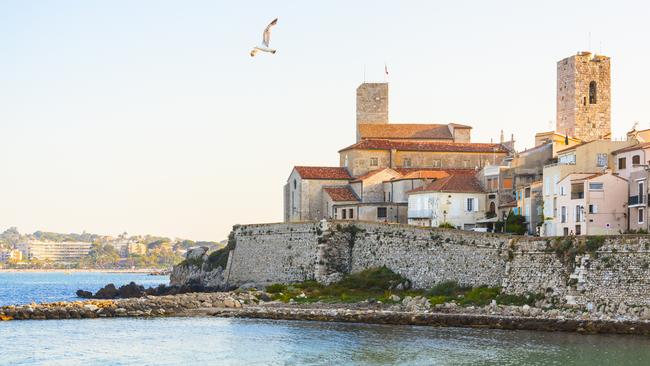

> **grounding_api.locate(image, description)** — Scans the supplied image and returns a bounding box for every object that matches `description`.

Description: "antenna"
[588,31,592,52]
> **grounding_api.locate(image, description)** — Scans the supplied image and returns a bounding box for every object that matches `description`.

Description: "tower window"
[589,81,597,104]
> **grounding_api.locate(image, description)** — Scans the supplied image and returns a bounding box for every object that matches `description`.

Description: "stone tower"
[556,52,611,141]
[356,83,388,140]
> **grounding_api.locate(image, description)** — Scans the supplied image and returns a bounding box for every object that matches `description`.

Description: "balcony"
[629,195,647,206]
[408,209,432,218]
[571,192,584,199]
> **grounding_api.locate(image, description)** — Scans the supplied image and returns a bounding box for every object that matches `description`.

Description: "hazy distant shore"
[0,268,168,274]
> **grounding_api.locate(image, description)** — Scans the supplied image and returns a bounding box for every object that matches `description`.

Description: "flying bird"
[250,18,278,57]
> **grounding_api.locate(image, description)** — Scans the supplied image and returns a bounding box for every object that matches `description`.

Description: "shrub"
[426,280,469,297]
[459,286,500,306]
[586,236,605,252]
[438,222,456,229]
[265,283,287,294]
[337,266,406,291]
[504,212,527,235]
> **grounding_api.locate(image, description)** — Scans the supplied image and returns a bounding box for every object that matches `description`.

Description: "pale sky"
[2,1,649,240]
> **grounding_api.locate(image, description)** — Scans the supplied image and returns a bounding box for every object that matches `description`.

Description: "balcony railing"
[408,209,433,218]
[571,192,584,199]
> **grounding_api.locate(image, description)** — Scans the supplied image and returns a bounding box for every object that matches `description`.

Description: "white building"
[407,174,486,229]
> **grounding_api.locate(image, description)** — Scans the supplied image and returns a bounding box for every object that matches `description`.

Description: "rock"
[224,297,241,308]
[76,290,93,299]
[402,296,431,312]
[94,284,119,299]
[389,294,401,302]
[117,282,145,298]
[83,304,99,311]
[186,246,209,260]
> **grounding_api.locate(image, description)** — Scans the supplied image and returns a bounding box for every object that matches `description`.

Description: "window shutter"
[593,204,598,214]
[473,198,479,212]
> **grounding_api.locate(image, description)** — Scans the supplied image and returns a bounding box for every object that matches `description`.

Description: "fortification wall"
[222,221,650,308]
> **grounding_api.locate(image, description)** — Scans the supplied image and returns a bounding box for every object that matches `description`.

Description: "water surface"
[0,271,168,306]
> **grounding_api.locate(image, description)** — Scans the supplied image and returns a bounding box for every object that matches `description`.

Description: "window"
[349,209,354,219]
[639,181,645,204]
[633,155,641,165]
[553,197,557,217]
[640,208,645,224]
[525,187,531,198]
[467,198,474,212]
[589,182,604,191]
[619,157,627,170]
[553,175,559,194]
[575,205,582,222]
[503,178,513,189]
[432,160,441,168]
[293,179,297,189]
[370,157,379,167]
[559,154,576,164]
[563,227,569,236]
[344,155,349,167]
[575,224,581,235]
[545,177,550,196]
[588,204,598,214]
[589,81,597,104]
[596,153,607,167]
[342,209,347,219]
[333,207,337,218]
[561,206,567,223]
[377,207,387,219]
[403,158,412,168]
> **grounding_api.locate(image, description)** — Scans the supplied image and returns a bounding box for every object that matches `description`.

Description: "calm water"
[0,271,168,306]
[2,273,650,365]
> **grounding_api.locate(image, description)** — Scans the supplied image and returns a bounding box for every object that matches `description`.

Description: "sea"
[1,272,650,366]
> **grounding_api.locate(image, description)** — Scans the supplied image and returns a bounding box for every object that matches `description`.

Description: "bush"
[459,286,500,306]
[438,222,456,229]
[586,236,605,252]
[337,266,406,291]
[504,212,527,235]
[426,280,469,297]
[265,283,287,294]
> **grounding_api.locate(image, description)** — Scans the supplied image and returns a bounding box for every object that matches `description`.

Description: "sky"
[1,0,650,241]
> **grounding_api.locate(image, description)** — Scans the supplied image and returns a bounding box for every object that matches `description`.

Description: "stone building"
[556,52,611,141]
[284,82,509,223]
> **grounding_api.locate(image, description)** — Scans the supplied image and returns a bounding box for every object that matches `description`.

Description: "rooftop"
[357,123,471,141]
[611,142,650,155]
[408,174,484,194]
[323,186,360,202]
[339,139,508,153]
[293,166,352,180]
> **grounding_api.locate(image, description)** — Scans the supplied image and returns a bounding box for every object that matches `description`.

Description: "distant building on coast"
[17,241,92,263]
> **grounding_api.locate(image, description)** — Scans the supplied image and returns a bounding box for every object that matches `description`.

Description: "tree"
[505,211,527,235]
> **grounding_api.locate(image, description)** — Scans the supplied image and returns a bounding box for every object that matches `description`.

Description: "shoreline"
[0,269,168,274]
[2,292,650,335]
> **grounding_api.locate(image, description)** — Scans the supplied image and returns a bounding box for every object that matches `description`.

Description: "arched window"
[489,201,496,213]
[589,81,597,104]
[633,155,641,165]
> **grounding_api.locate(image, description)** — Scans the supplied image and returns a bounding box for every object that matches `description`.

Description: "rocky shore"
[3,291,650,335]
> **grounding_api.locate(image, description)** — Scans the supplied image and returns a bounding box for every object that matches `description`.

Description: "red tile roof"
[339,139,508,153]
[611,142,650,155]
[358,124,453,140]
[393,168,476,175]
[293,166,352,180]
[323,186,360,202]
[408,174,485,194]
[350,168,401,183]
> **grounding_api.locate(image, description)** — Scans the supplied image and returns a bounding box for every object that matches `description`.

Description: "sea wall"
[203,221,650,308]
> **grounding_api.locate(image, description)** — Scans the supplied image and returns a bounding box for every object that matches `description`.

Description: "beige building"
[556,52,611,141]
[0,249,23,263]
[547,172,627,236]
[612,142,650,232]
[285,166,352,222]
[127,242,148,256]
[18,241,92,262]
[407,174,487,229]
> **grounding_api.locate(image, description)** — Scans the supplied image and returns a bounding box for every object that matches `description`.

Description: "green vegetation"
[504,212,527,235]
[265,268,544,307]
[438,222,456,229]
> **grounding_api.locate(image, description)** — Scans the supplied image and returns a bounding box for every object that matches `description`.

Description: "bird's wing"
[262,18,278,47]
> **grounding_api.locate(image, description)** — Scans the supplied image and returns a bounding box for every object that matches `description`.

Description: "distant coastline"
[0,268,168,274]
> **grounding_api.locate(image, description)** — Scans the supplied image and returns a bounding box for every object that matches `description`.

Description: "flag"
[384,64,389,76]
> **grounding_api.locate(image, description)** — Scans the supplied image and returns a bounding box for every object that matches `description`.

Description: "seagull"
[250,18,278,57]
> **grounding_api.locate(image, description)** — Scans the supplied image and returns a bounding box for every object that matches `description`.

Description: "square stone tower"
[556,52,611,141]
[356,82,388,141]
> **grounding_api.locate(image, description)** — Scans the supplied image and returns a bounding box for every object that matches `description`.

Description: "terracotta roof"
[393,168,476,175]
[358,124,453,140]
[401,170,450,180]
[339,139,508,153]
[350,168,401,183]
[323,186,360,202]
[293,166,352,180]
[408,174,485,194]
[611,142,650,155]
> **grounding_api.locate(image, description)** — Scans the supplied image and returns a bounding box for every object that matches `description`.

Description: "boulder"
[117,282,145,298]
[76,290,93,299]
[94,284,119,299]
[186,246,209,260]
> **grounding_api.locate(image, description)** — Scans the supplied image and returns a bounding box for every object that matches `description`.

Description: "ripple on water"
[2,318,650,366]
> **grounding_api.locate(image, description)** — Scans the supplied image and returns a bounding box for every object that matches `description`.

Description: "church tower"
[356,83,388,141]
[556,52,611,141]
